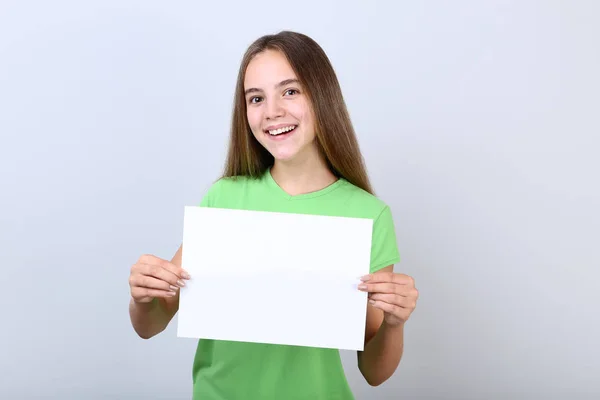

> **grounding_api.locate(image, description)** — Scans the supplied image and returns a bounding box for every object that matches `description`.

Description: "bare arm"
[128,245,189,339]
[357,265,417,386]
[357,307,405,386]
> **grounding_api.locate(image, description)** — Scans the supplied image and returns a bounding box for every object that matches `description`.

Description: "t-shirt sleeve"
[199,190,212,207]
[370,205,401,273]
[198,179,223,207]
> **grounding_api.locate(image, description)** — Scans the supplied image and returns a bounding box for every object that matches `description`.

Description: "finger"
[137,263,187,288]
[369,293,415,308]
[130,274,180,292]
[368,293,399,304]
[361,272,414,286]
[368,299,403,317]
[358,282,399,295]
[367,286,418,297]
[138,255,191,280]
[131,286,177,300]
[158,259,191,280]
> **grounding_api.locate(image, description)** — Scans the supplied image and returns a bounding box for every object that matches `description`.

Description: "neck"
[270,146,337,196]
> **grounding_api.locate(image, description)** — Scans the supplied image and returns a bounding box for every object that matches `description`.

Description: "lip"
[263,123,298,133]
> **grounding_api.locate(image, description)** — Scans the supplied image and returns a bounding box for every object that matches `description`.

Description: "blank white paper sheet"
[176,206,373,351]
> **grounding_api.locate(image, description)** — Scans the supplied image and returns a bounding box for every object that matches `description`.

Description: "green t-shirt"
[190,169,400,399]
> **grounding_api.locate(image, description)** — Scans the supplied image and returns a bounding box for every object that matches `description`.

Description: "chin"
[269,148,300,162]
[253,130,316,163]
[257,140,301,161]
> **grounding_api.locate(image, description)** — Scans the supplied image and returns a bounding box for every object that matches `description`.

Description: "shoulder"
[199,175,260,207]
[335,179,392,220]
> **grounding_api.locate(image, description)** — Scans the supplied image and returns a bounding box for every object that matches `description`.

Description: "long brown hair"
[222,31,374,195]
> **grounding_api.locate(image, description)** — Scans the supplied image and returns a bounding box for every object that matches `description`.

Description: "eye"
[284,89,298,96]
[249,96,263,104]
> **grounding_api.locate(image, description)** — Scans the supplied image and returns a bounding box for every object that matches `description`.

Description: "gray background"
[1,1,598,399]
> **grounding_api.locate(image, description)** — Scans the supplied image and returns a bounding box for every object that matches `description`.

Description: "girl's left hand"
[358,271,419,327]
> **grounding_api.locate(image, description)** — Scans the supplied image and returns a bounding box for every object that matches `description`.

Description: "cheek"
[292,102,313,127]
[294,106,315,134]
[288,103,307,120]
[246,110,262,134]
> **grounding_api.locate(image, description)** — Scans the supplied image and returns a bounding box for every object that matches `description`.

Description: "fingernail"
[167,291,176,297]
[177,280,185,287]
[170,285,179,291]
[181,271,191,279]
[358,284,367,290]
[369,299,375,305]
[360,275,371,281]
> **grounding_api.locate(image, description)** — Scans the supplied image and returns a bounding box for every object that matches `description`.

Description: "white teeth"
[268,125,296,135]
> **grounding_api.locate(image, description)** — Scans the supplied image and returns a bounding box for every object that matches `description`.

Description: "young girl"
[128,31,419,399]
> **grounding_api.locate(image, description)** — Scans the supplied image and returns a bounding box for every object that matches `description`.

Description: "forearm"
[358,320,405,386]
[129,298,172,339]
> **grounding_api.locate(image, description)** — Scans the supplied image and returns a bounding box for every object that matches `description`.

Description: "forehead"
[244,50,297,88]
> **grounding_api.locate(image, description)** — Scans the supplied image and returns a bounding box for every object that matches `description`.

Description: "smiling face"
[244,49,318,163]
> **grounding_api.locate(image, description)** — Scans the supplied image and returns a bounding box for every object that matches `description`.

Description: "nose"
[265,97,284,120]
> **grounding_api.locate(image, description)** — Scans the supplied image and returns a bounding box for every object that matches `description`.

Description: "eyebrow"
[244,79,300,96]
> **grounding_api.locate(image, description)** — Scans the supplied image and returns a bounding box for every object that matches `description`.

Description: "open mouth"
[265,125,297,138]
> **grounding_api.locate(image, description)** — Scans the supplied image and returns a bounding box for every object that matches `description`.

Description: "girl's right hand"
[129,254,191,303]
